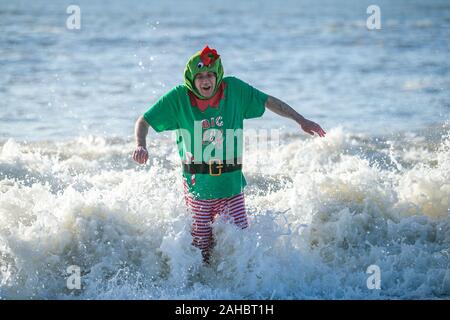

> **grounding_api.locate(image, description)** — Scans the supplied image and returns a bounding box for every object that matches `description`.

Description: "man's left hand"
[299,119,326,137]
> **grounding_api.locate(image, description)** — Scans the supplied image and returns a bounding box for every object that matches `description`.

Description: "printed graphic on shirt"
[201,116,224,148]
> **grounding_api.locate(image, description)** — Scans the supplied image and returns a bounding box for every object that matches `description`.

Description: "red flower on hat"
[200,46,220,66]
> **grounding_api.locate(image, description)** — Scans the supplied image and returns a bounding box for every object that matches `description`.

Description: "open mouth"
[201,85,212,91]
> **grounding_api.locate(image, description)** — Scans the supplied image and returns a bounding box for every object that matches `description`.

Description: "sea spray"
[0,126,449,299]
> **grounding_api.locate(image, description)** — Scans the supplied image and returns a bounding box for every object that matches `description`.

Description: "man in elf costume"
[133,46,326,262]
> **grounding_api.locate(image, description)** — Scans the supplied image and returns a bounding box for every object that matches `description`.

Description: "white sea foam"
[0,126,449,299]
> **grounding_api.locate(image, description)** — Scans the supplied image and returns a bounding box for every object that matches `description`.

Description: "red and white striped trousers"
[183,183,248,261]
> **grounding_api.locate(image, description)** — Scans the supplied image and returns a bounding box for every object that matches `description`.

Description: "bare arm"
[132,116,150,164]
[135,116,149,147]
[265,95,306,124]
[265,95,326,137]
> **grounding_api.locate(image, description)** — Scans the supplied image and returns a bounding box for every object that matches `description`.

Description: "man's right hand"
[132,146,149,164]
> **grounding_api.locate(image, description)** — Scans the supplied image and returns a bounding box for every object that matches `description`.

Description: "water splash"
[0,126,449,299]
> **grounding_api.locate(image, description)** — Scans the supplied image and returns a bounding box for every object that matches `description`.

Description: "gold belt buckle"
[209,159,223,176]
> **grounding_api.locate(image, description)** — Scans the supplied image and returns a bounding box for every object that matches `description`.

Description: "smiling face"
[194,71,216,98]
[184,46,224,99]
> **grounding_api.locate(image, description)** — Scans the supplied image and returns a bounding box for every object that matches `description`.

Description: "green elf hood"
[184,46,224,99]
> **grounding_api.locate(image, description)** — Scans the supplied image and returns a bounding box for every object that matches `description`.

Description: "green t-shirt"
[143,76,268,199]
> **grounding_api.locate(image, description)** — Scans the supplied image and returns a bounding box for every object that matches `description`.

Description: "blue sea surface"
[0,0,449,140]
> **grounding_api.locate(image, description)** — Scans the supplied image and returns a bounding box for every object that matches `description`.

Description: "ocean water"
[0,0,450,299]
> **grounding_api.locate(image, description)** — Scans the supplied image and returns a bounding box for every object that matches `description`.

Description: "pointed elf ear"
[200,46,220,67]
